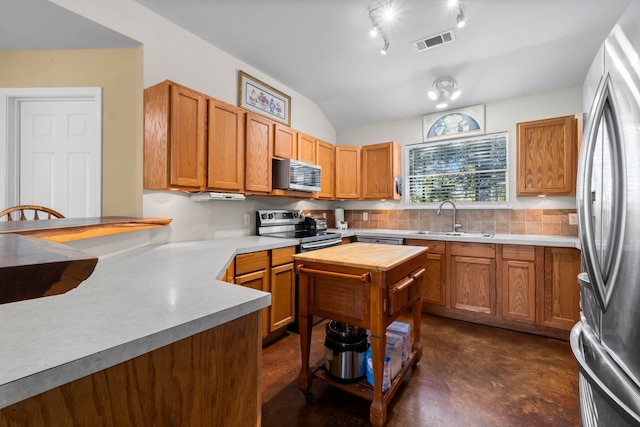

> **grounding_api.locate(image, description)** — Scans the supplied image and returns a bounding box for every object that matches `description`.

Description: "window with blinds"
[406,132,508,205]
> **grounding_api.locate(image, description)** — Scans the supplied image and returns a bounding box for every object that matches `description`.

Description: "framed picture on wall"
[422,104,485,141]
[238,70,291,126]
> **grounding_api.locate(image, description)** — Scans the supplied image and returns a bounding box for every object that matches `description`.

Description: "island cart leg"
[412,289,423,365]
[297,272,314,401]
[369,333,387,426]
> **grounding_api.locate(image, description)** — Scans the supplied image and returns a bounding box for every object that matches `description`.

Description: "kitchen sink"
[411,230,494,238]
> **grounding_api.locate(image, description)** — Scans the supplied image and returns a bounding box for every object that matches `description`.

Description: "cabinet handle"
[296,265,371,283]
[411,267,426,281]
[391,276,414,294]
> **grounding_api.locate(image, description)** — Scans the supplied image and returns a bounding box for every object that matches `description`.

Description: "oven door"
[299,237,342,252]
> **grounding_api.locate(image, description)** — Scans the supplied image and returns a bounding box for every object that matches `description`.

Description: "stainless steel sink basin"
[410,230,494,238]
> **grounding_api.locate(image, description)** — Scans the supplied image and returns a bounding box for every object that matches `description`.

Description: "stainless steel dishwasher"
[356,236,404,245]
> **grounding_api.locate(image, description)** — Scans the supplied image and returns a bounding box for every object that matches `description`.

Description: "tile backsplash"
[305,209,578,237]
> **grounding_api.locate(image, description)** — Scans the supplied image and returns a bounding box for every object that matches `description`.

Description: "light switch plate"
[244,213,251,226]
[568,213,578,225]
[363,212,368,221]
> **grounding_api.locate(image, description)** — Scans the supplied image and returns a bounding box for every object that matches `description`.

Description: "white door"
[0,87,102,217]
[19,100,99,217]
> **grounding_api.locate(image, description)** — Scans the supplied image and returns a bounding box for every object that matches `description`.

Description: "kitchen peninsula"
[0,234,297,426]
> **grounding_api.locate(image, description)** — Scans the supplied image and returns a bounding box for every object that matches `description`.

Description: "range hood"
[190,192,246,201]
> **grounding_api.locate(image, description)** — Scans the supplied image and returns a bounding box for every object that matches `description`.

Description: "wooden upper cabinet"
[274,123,297,159]
[315,139,335,199]
[144,80,207,190]
[361,141,401,200]
[516,115,578,196]
[297,132,316,164]
[245,112,274,193]
[335,145,361,199]
[207,99,245,192]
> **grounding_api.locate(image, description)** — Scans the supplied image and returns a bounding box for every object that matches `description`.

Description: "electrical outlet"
[363,212,368,221]
[244,213,251,226]
[568,213,578,225]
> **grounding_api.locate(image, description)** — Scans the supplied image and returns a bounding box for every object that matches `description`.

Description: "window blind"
[407,132,508,204]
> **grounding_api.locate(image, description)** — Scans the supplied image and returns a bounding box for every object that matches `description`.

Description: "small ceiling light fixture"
[427,77,462,109]
[456,6,466,28]
[369,1,394,55]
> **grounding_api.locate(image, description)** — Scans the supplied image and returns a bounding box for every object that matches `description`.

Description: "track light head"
[457,7,466,28]
[428,77,462,108]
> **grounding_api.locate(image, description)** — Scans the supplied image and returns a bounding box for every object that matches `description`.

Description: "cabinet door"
[362,142,401,200]
[315,139,334,199]
[245,113,273,193]
[169,84,207,188]
[405,239,446,306]
[207,100,245,192]
[235,269,270,338]
[516,115,577,196]
[538,247,581,330]
[335,145,361,199]
[270,263,295,331]
[297,132,316,164]
[501,245,537,322]
[451,255,495,314]
[274,123,297,159]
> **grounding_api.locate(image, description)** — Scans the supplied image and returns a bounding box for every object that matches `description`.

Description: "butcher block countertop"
[293,242,428,271]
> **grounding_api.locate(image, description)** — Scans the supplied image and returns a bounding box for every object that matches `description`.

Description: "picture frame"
[422,104,485,141]
[238,70,291,126]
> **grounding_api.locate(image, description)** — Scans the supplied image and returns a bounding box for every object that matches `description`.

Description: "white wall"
[337,86,583,210]
[51,0,337,242]
[52,0,582,242]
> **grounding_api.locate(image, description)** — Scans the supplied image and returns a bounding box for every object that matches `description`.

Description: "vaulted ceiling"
[2,0,631,131]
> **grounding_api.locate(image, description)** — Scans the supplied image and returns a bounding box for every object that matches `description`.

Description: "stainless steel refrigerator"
[572,1,640,425]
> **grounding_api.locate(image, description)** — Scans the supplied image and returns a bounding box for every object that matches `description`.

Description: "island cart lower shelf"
[292,242,428,427]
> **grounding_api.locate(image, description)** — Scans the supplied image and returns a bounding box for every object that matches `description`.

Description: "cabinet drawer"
[502,245,535,261]
[450,242,495,258]
[388,267,425,315]
[235,251,269,275]
[271,246,295,267]
[404,239,445,254]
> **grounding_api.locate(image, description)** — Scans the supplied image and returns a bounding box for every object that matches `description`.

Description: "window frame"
[403,131,510,209]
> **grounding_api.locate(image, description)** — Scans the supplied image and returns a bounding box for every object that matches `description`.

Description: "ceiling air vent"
[412,29,456,52]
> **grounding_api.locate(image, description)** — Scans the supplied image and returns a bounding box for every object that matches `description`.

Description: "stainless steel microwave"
[272,158,321,192]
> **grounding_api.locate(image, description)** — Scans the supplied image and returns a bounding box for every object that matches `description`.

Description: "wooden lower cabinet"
[538,247,581,331]
[414,240,580,339]
[500,245,540,322]
[405,239,446,306]
[450,242,496,314]
[0,312,262,427]
[228,247,296,342]
[270,247,296,331]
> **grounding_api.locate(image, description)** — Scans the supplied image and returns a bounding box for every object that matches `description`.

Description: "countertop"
[0,235,298,409]
[333,228,580,249]
[293,242,428,271]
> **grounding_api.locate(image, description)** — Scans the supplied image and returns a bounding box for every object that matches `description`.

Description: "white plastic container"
[387,321,412,365]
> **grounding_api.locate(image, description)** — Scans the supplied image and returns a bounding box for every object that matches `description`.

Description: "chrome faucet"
[437,200,462,233]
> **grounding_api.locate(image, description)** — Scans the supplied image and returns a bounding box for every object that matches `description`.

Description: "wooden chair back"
[0,205,65,221]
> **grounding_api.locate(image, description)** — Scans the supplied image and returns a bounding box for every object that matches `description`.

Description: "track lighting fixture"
[369,1,394,55]
[427,77,462,109]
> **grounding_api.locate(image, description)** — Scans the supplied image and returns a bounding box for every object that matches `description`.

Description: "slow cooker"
[324,321,368,381]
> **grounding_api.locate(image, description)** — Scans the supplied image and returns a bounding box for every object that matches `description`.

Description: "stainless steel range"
[256,209,342,252]
[256,209,342,332]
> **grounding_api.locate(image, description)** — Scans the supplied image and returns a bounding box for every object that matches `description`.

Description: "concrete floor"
[261,314,580,427]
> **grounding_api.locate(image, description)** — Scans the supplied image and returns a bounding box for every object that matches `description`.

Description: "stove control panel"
[256,209,305,226]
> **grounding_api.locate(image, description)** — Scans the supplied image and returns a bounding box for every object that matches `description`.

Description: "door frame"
[0,87,102,212]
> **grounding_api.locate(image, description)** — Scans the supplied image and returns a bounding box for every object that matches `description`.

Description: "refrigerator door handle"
[570,323,640,425]
[577,73,626,312]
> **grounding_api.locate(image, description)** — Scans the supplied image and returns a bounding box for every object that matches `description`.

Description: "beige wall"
[0,47,143,216]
